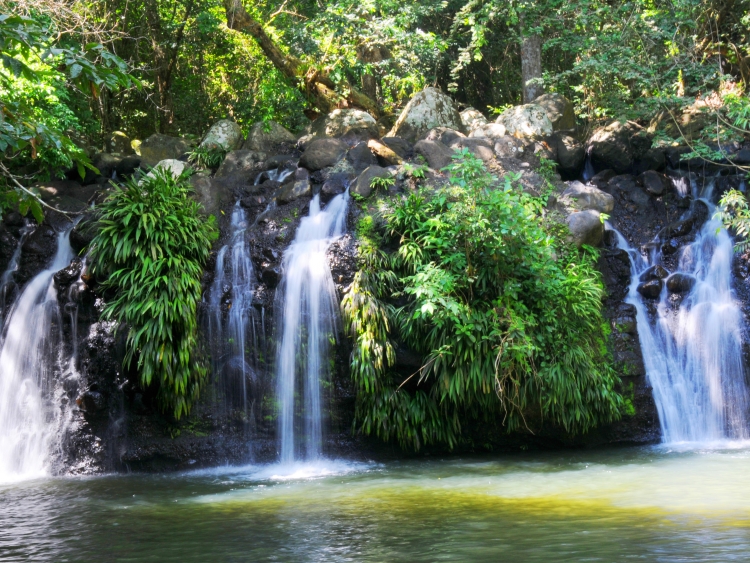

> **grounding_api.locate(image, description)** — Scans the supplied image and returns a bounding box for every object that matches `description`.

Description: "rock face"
[587,121,652,174]
[566,209,604,247]
[200,119,243,151]
[311,109,379,139]
[414,139,454,170]
[460,107,488,132]
[352,165,392,198]
[139,134,193,168]
[497,104,553,138]
[533,93,576,131]
[388,87,465,142]
[244,121,296,151]
[299,139,347,171]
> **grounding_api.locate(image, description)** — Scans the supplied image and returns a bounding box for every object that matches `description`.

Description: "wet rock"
[566,209,604,247]
[587,121,651,173]
[614,315,637,334]
[321,174,351,198]
[347,142,377,172]
[264,154,296,170]
[470,123,508,140]
[299,139,347,171]
[310,109,379,140]
[497,103,553,138]
[590,169,616,190]
[661,238,681,256]
[90,152,120,182]
[380,137,412,159]
[54,258,82,287]
[664,218,693,238]
[533,93,576,131]
[367,139,403,166]
[261,265,282,287]
[460,107,488,132]
[493,136,525,158]
[388,87,465,142]
[561,181,614,213]
[215,150,266,178]
[637,279,663,299]
[244,121,296,151]
[638,170,669,196]
[448,137,494,163]
[352,165,392,198]
[666,273,696,293]
[640,264,669,282]
[414,140,454,170]
[139,133,193,168]
[276,168,311,203]
[262,248,279,261]
[200,119,243,151]
[77,390,106,413]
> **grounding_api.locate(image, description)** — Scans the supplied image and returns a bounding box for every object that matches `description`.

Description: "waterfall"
[0,228,75,481]
[582,152,595,182]
[0,224,31,323]
[612,179,750,443]
[276,190,349,463]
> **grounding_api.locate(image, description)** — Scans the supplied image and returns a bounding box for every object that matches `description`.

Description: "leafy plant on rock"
[187,145,228,170]
[88,168,218,418]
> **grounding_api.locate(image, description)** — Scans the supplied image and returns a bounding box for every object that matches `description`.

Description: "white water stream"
[276,191,349,463]
[612,178,750,443]
[0,228,75,481]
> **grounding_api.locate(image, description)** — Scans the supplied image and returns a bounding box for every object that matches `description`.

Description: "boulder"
[90,152,119,181]
[661,103,711,140]
[532,93,576,131]
[380,137,412,159]
[640,265,669,282]
[449,137,495,163]
[561,182,614,213]
[352,166,392,198]
[566,210,604,247]
[277,168,311,203]
[414,140,455,170]
[637,279,663,299]
[263,154,296,170]
[107,131,134,155]
[551,133,585,174]
[368,139,403,166]
[638,170,669,196]
[470,123,508,139]
[299,139,347,171]
[590,169,616,190]
[139,134,193,168]
[310,109,379,139]
[347,142,377,172]
[115,155,141,177]
[496,104,553,138]
[147,159,187,180]
[493,136,525,158]
[666,273,696,293]
[190,175,230,217]
[663,218,693,238]
[200,119,243,151]
[460,107,488,132]
[244,121,296,151]
[388,87,465,142]
[587,121,652,174]
[731,149,750,165]
[215,150,266,178]
[635,148,666,173]
[424,127,465,146]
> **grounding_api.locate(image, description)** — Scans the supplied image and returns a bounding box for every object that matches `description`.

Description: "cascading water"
[612,177,750,443]
[0,228,75,480]
[275,190,349,463]
[0,224,30,323]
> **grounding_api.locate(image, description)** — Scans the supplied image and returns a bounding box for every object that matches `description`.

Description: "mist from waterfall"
[275,190,349,464]
[612,178,750,443]
[0,228,75,481]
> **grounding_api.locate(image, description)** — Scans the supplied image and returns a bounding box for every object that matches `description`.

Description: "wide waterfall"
[0,227,75,481]
[275,190,349,463]
[613,178,750,443]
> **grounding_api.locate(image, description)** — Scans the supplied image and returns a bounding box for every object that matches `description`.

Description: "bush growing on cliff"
[342,150,623,450]
[88,169,218,418]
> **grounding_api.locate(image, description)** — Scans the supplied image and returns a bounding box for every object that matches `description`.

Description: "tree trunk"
[222,0,378,117]
[520,33,543,103]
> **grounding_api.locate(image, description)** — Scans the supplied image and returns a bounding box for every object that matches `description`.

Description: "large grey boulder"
[139,133,193,168]
[587,121,652,174]
[533,93,576,131]
[200,119,243,151]
[497,104,553,138]
[244,121,296,151]
[352,165,392,198]
[560,181,614,213]
[460,107,488,132]
[388,87,465,142]
[277,168,311,203]
[469,123,508,140]
[216,150,266,178]
[347,142,377,172]
[368,139,403,166]
[424,127,465,145]
[90,152,119,181]
[144,159,187,182]
[449,137,494,163]
[300,139,347,171]
[414,140,454,170]
[566,209,604,247]
[493,136,525,158]
[310,109,379,139]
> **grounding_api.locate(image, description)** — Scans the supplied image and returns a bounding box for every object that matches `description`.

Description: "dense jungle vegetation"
[1,0,750,439]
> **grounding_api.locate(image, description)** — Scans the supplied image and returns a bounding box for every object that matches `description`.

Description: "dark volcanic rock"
[299,139,347,171]
[637,278,663,299]
[666,273,696,293]
[640,264,669,282]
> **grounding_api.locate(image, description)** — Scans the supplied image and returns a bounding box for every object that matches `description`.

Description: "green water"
[3,445,750,562]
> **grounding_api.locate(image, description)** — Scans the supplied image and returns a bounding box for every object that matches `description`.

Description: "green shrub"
[342,150,623,450]
[88,168,218,418]
[187,145,227,170]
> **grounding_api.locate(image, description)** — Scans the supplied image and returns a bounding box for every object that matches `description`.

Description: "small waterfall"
[276,190,349,463]
[582,151,595,182]
[612,179,750,443]
[0,224,31,323]
[0,228,75,480]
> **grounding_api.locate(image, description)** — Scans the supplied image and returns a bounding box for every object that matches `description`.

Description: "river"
[2,445,750,562]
